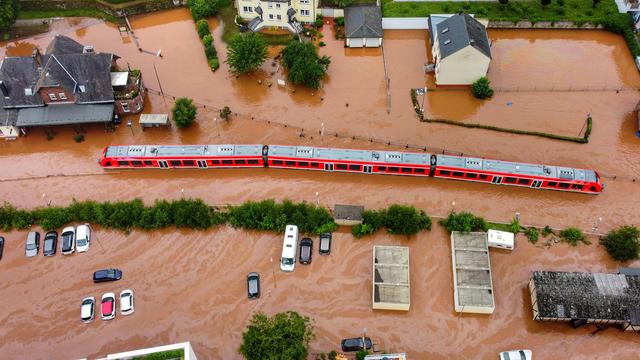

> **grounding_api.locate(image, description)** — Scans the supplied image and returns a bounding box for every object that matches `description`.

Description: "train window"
[336,164,347,170]
[285,161,296,166]
[415,168,426,174]
[183,160,195,166]
[466,173,478,179]
[517,178,530,185]
[131,161,143,167]
[235,160,246,165]
[478,174,488,180]
[547,181,557,187]
[389,167,399,172]
[378,166,387,171]
[211,160,220,165]
[118,161,130,166]
[571,184,584,190]
[248,160,259,165]
[505,177,517,183]
[299,161,309,167]
[453,171,464,177]
[311,162,319,167]
[349,164,360,171]
[439,170,451,176]
[558,183,570,189]
[401,168,412,173]
[222,160,233,165]
[144,161,153,166]
[170,160,181,166]
[272,160,283,165]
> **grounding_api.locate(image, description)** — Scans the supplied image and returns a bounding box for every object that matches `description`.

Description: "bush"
[188,0,229,20]
[525,227,539,244]
[205,44,218,60]
[141,349,184,360]
[172,198,218,229]
[226,32,267,74]
[281,41,331,89]
[352,223,376,238]
[220,106,232,121]
[209,58,220,71]
[333,0,353,8]
[356,350,370,360]
[196,18,210,38]
[334,17,345,26]
[439,211,489,233]
[498,0,508,4]
[226,200,336,234]
[0,0,18,31]
[559,227,588,246]
[319,41,326,47]
[315,15,324,28]
[202,34,213,47]
[172,97,198,128]
[471,77,494,99]
[383,205,431,236]
[540,0,551,5]
[239,311,314,360]
[33,206,72,231]
[601,226,640,262]
[542,225,554,236]
[74,134,85,143]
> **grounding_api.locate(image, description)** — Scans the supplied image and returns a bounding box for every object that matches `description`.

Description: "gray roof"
[0,57,43,107]
[437,13,491,60]
[345,5,383,39]
[16,104,113,126]
[105,144,264,158]
[334,204,364,222]
[45,34,85,55]
[0,104,18,125]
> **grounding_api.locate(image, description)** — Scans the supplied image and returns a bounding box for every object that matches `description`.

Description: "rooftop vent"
[82,45,94,54]
[24,87,32,96]
[79,85,86,93]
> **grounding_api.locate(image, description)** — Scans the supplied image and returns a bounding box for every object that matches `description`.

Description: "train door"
[324,163,334,172]
[491,176,502,184]
[197,160,207,168]
[158,160,168,169]
[363,165,372,174]
[530,180,542,188]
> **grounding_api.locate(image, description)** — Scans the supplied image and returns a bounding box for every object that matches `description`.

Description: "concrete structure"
[451,231,495,314]
[429,13,491,85]
[345,5,383,48]
[372,245,410,311]
[365,354,407,360]
[333,204,364,226]
[140,113,170,129]
[101,341,197,360]
[382,17,429,29]
[236,0,319,33]
[529,271,640,332]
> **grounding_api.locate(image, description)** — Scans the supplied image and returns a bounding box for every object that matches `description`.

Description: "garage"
[344,5,383,48]
[348,38,363,47]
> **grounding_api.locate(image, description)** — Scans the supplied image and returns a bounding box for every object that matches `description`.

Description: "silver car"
[25,231,40,257]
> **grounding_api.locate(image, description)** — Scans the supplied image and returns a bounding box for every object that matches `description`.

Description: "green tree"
[541,0,551,5]
[333,0,353,8]
[439,211,489,233]
[281,41,331,89]
[383,204,432,236]
[196,19,210,38]
[0,0,18,31]
[220,106,232,121]
[601,226,640,261]
[559,227,587,246]
[498,0,508,4]
[188,0,229,20]
[226,32,267,74]
[239,311,314,360]
[171,97,197,128]
[471,76,494,99]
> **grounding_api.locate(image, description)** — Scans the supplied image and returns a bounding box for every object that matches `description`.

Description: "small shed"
[333,204,364,226]
[451,231,495,314]
[345,5,383,48]
[372,246,410,311]
[139,114,170,129]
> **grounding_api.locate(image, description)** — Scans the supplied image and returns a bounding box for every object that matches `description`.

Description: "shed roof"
[139,114,169,125]
[334,204,364,222]
[111,72,129,87]
[373,246,410,311]
[16,104,113,126]
[345,5,383,39]
[451,231,495,313]
[436,13,491,60]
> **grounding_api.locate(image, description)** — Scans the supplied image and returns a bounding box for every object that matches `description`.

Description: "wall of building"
[435,46,490,85]
[114,82,146,115]
[236,0,318,26]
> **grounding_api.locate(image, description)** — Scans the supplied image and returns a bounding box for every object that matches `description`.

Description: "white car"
[499,350,532,360]
[60,226,76,255]
[80,296,95,323]
[101,292,116,320]
[120,289,134,315]
[75,224,91,253]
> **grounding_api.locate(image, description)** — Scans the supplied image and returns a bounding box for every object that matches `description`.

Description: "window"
[349,164,360,171]
[170,160,181,166]
[235,160,247,165]
[269,14,274,19]
[301,9,310,16]
[276,3,280,8]
[285,161,296,166]
[144,160,153,166]
[273,160,283,165]
[444,39,451,45]
[222,160,233,165]
[131,161,143,167]
[466,173,477,179]
[401,168,412,173]
[388,167,399,172]
[58,93,67,100]
[439,170,451,176]
[183,160,195,166]
[378,166,387,171]
[299,161,309,167]
[517,178,530,185]
[212,160,221,165]
[452,171,464,177]
[441,27,449,34]
[336,164,347,170]
[571,184,584,190]
[479,174,489,180]
[300,0,310,3]
[268,2,273,7]
[118,161,130,166]
[277,14,281,20]
[121,102,130,113]
[48,93,57,101]
[415,168,426,174]
[547,181,557,187]
[504,177,517,183]
[558,183,570,189]
[243,6,252,12]
[311,162,319,167]
[248,159,259,165]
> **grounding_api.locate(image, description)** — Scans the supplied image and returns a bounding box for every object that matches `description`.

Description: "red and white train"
[100,144,603,194]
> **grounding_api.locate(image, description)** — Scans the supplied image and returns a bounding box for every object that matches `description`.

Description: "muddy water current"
[1,9,640,359]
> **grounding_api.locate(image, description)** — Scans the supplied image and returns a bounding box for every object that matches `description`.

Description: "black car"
[247,272,260,299]
[43,231,58,257]
[341,337,372,352]
[0,236,4,260]
[93,269,123,283]
[299,238,313,265]
[319,233,332,255]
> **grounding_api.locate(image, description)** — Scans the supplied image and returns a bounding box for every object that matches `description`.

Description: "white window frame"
[269,14,274,20]
[277,14,282,20]
[276,3,280,8]
[48,93,57,101]
[58,92,67,100]
[268,2,273,8]
[300,0,309,3]
[121,102,130,113]
[300,9,310,16]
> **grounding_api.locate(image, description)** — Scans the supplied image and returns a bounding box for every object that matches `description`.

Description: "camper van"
[280,225,299,272]
[487,229,514,250]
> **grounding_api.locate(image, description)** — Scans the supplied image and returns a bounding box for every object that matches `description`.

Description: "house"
[344,5,383,48]
[614,0,640,30]
[236,0,319,33]
[0,35,145,132]
[429,13,491,85]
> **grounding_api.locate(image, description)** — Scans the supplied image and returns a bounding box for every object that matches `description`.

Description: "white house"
[430,13,491,86]
[236,0,320,33]
[344,5,383,48]
[614,0,640,30]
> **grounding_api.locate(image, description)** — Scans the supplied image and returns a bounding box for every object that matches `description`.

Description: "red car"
[101,292,116,320]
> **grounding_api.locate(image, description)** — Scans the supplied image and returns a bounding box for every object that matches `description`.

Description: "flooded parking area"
[1,8,640,360]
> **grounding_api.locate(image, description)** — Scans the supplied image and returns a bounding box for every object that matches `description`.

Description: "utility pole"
[153,62,164,96]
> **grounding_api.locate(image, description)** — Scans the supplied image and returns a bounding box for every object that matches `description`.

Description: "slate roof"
[45,34,85,55]
[16,104,113,126]
[0,57,43,107]
[436,13,491,60]
[345,5,383,39]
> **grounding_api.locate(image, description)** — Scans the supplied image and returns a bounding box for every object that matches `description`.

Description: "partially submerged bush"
[196,18,210,38]
[352,205,431,238]
[471,77,494,99]
[525,227,539,244]
[560,227,588,246]
[439,211,488,233]
[601,225,640,262]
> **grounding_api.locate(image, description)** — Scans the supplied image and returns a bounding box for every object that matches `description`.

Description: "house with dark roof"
[344,5,383,48]
[430,13,491,85]
[0,34,145,131]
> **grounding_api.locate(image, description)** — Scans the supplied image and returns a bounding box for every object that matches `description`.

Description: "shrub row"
[195,17,219,71]
[439,211,489,233]
[352,205,432,238]
[188,0,229,21]
[599,14,640,58]
[0,199,336,234]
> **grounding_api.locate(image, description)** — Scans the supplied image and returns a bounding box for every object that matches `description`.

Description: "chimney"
[0,81,8,98]
[32,48,42,69]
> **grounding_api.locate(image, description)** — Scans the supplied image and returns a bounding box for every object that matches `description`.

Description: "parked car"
[247,272,260,299]
[341,337,372,352]
[93,268,123,283]
[0,236,4,260]
[499,350,532,360]
[75,224,91,253]
[319,233,332,255]
[101,292,116,320]
[299,238,313,265]
[60,226,75,255]
[120,289,134,315]
[43,231,58,257]
[25,231,40,257]
[81,296,95,323]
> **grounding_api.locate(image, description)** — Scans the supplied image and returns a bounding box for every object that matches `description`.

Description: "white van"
[280,225,299,272]
[488,229,514,250]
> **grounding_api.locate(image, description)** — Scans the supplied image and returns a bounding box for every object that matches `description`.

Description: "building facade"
[236,0,319,33]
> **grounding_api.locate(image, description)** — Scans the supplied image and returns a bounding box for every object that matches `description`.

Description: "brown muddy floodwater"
[1,9,640,359]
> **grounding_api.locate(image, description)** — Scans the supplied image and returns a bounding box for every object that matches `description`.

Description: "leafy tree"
[498,0,509,4]
[202,34,213,47]
[172,97,198,128]
[205,44,217,60]
[439,211,489,233]
[0,0,18,31]
[471,77,494,99]
[196,19,210,38]
[220,106,232,121]
[188,0,229,20]
[209,58,220,71]
[226,32,267,74]
[383,204,432,236]
[525,227,539,244]
[281,41,331,89]
[333,0,353,8]
[601,226,640,261]
[592,0,600,7]
[239,311,314,360]
[540,0,551,5]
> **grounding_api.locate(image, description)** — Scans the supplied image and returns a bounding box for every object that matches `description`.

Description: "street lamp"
[214,117,220,137]
[515,212,520,222]
[181,188,185,198]
[127,119,134,136]
[315,191,319,207]
[42,193,51,207]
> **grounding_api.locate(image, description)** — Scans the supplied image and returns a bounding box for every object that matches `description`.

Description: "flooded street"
[1,8,640,359]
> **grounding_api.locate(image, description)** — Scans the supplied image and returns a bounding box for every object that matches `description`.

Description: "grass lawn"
[381,0,618,24]
[17,9,119,23]
[219,5,294,45]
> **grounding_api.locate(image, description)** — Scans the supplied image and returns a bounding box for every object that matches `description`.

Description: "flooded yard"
[1,8,640,360]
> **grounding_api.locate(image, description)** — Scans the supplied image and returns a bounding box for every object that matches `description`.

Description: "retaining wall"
[18,0,182,17]
[319,7,344,18]
[488,20,602,29]
[382,17,429,29]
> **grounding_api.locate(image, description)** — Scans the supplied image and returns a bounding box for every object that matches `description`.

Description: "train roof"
[104,144,264,158]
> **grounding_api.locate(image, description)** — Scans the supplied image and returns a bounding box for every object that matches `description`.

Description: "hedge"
[352,204,431,238]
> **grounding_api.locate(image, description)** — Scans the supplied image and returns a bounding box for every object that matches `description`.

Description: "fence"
[381,17,429,30]
[319,7,344,18]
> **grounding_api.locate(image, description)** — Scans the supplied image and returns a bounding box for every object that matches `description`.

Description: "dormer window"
[442,27,449,34]
[48,93,57,101]
[59,93,67,100]
[444,39,451,45]
[24,88,33,96]
[79,85,86,92]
